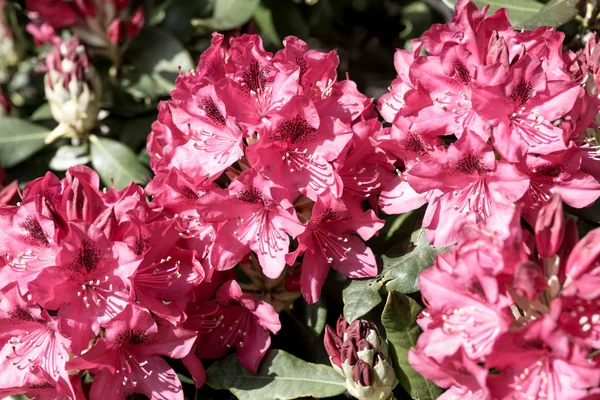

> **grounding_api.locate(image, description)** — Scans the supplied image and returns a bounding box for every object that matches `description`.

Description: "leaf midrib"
[475,0,542,13]
[0,131,50,143]
[214,375,346,386]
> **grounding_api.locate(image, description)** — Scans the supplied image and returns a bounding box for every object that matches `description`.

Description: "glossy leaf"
[342,278,382,322]
[522,0,581,29]
[127,28,194,96]
[443,0,544,26]
[192,0,260,31]
[205,350,346,400]
[381,291,442,400]
[89,135,149,189]
[381,229,446,295]
[0,118,49,167]
[254,4,281,46]
[49,145,90,171]
[303,296,327,336]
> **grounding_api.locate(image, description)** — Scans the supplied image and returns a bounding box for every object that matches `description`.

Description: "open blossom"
[286,192,383,303]
[184,280,281,375]
[0,284,76,398]
[67,304,196,400]
[197,169,305,279]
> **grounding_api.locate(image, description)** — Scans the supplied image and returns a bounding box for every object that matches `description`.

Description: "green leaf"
[116,114,156,150]
[205,350,347,400]
[138,148,150,166]
[381,229,446,295]
[444,0,545,26]
[566,200,600,224]
[0,118,50,167]
[254,4,281,46]
[89,135,149,189]
[30,103,53,122]
[381,291,442,400]
[192,0,260,31]
[303,296,327,336]
[177,373,195,386]
[49,145,90,171]
[126,28,194,96]
[522,0,581,29]
[342,278,383,322]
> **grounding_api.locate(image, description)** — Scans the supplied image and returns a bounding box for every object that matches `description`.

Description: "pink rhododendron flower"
[408,133,529,247]
[378,0,600,245]
[286,192,383,303]
[184,280,281,374]
[411,190,600,399]
[0,284,76,398]
[197,169,304,279]
[67,304,196,400]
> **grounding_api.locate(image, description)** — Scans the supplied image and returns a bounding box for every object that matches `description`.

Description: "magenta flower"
[67,304,196,400]
[408,133,529,246]
[166,83,244,178]
[197,169,304,279]
[28,221,137,353]
[472,54,580,161]
[0,284,76,398]
[517,147,600,223]
[246,96,352,200]
[487,317,600,399]
[184,280,281,374]
[286,192,383,303]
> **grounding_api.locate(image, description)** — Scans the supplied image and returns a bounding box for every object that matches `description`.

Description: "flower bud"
[0,88,10,116]
[44,38,101,140]
[237,257,301,312]
[324,316,398,400]
[0,2,23,80]
[535,194,565,258]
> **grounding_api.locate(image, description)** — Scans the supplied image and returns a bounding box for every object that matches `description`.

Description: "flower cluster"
[25,0,143,58]
[147,33,393,304]
[409,196,600,399]
[0,166,280,399]
[377,0,600,247]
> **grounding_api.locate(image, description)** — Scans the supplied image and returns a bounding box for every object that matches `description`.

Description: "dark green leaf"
[565,200,600,224]
[0,118,50,167]
[116,114,156,150]
[522,0,581,29]
[30,103,53,122]
[342,278,382,322]
[192,0,260,31]
[49,145,90,171]
[303,296,327,336]
[127,28,194,97]
[89,135,149,189]
[138,148,150,166]
[177,373,195,386]
[444,0,544,26]
[254,4,281,46]
[205,350,346,400]
[381,291,442,400]
[381,229,446,295]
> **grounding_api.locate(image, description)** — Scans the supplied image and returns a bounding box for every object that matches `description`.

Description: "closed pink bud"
[535,194,565,258]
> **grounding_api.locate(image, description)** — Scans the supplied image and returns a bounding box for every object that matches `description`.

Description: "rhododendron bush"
[2,0,600,399]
